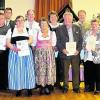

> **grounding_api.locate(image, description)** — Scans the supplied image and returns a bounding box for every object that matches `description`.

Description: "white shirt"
[5,20,10,26]
[67,27,74,42]
[31,29,56,47]
[6,25,32,39]
[25,20,40,31]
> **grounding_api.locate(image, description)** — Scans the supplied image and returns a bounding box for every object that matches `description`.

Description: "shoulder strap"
[11,27,29,37]
[11,27,14,33]
[11,26,15,37]
[11,27,29,33]
[26,27,29,32]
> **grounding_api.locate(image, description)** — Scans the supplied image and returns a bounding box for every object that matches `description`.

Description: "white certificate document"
[16,40,30,56]
[66,42,76,56]
[86,35,96,51]
[0,35,6,50]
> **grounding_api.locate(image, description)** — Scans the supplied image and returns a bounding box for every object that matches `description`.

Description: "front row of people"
[0,11,100,97]
[6,16,57,96]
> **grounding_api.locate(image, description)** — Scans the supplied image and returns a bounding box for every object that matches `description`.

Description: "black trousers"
[84,61,95,90]
[0,50,8,90]
[95,64,100,91]
[56,54,64,84]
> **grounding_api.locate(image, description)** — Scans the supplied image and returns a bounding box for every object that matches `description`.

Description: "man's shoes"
[73,88,80,93]
[84,88,94,92]
[84,85,94,92]
[84,87,90,92]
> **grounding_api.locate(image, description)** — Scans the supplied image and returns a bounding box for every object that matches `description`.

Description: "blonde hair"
[27,9,35,15]
[78,10,86,16]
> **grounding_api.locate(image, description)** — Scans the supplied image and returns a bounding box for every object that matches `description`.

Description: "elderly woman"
[33,17,56,95]
[92,19,100,94]
[6,15,35,96]
[83,19,100,94]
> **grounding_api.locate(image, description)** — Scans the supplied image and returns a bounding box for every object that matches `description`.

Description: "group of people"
[0,7,100,97]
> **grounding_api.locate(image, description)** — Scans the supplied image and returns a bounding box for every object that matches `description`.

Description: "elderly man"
[56,11,82,93]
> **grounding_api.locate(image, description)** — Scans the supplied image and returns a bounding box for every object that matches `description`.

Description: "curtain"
[35,0,69,21]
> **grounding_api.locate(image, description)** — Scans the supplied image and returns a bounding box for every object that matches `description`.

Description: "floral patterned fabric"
[82,29,100,63]
[34,31,56,86]
[35,48,56,86]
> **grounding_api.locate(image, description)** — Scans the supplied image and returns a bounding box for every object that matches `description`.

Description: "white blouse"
[49,22,63,28]
[31,29,57,47]
[6,26,32,39]
[83,30,96,62]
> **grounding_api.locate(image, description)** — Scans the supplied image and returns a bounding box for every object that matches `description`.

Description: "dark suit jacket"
[56,24,83,59]
[7,20,15,29]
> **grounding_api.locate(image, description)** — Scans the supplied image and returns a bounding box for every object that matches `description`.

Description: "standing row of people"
[0,8,57,96]
[77,10,100,94]
[0,7,100,97]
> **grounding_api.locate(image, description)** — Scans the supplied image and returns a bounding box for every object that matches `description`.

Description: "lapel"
[9,20,15,28]
[72,25,77,41]
[62,25,69,41]
[9,20,12,26]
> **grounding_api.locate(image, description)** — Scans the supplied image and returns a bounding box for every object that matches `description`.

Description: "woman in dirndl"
[33,17,56,95]
[6,15,35,97]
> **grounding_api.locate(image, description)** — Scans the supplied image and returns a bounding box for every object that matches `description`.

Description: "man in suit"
[56,11,82,93]
[4,7,15,29]
[0,13,9,90]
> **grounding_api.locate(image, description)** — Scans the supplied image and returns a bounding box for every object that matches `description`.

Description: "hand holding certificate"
[66,42,76,56]
[0,35,6,50]
[16,40,30,56]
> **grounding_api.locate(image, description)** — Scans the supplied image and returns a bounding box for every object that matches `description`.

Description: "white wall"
[72,0,100,21]
[6,0,100,21]
[5,0,35,20]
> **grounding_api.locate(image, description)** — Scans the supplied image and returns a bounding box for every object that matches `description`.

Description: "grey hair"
[63,11,73,18]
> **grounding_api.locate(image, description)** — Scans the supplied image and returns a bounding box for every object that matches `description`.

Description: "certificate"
[16,40,30,56]
[0,35,6,50]
[86,35,96,51]
[66,42,76,56]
